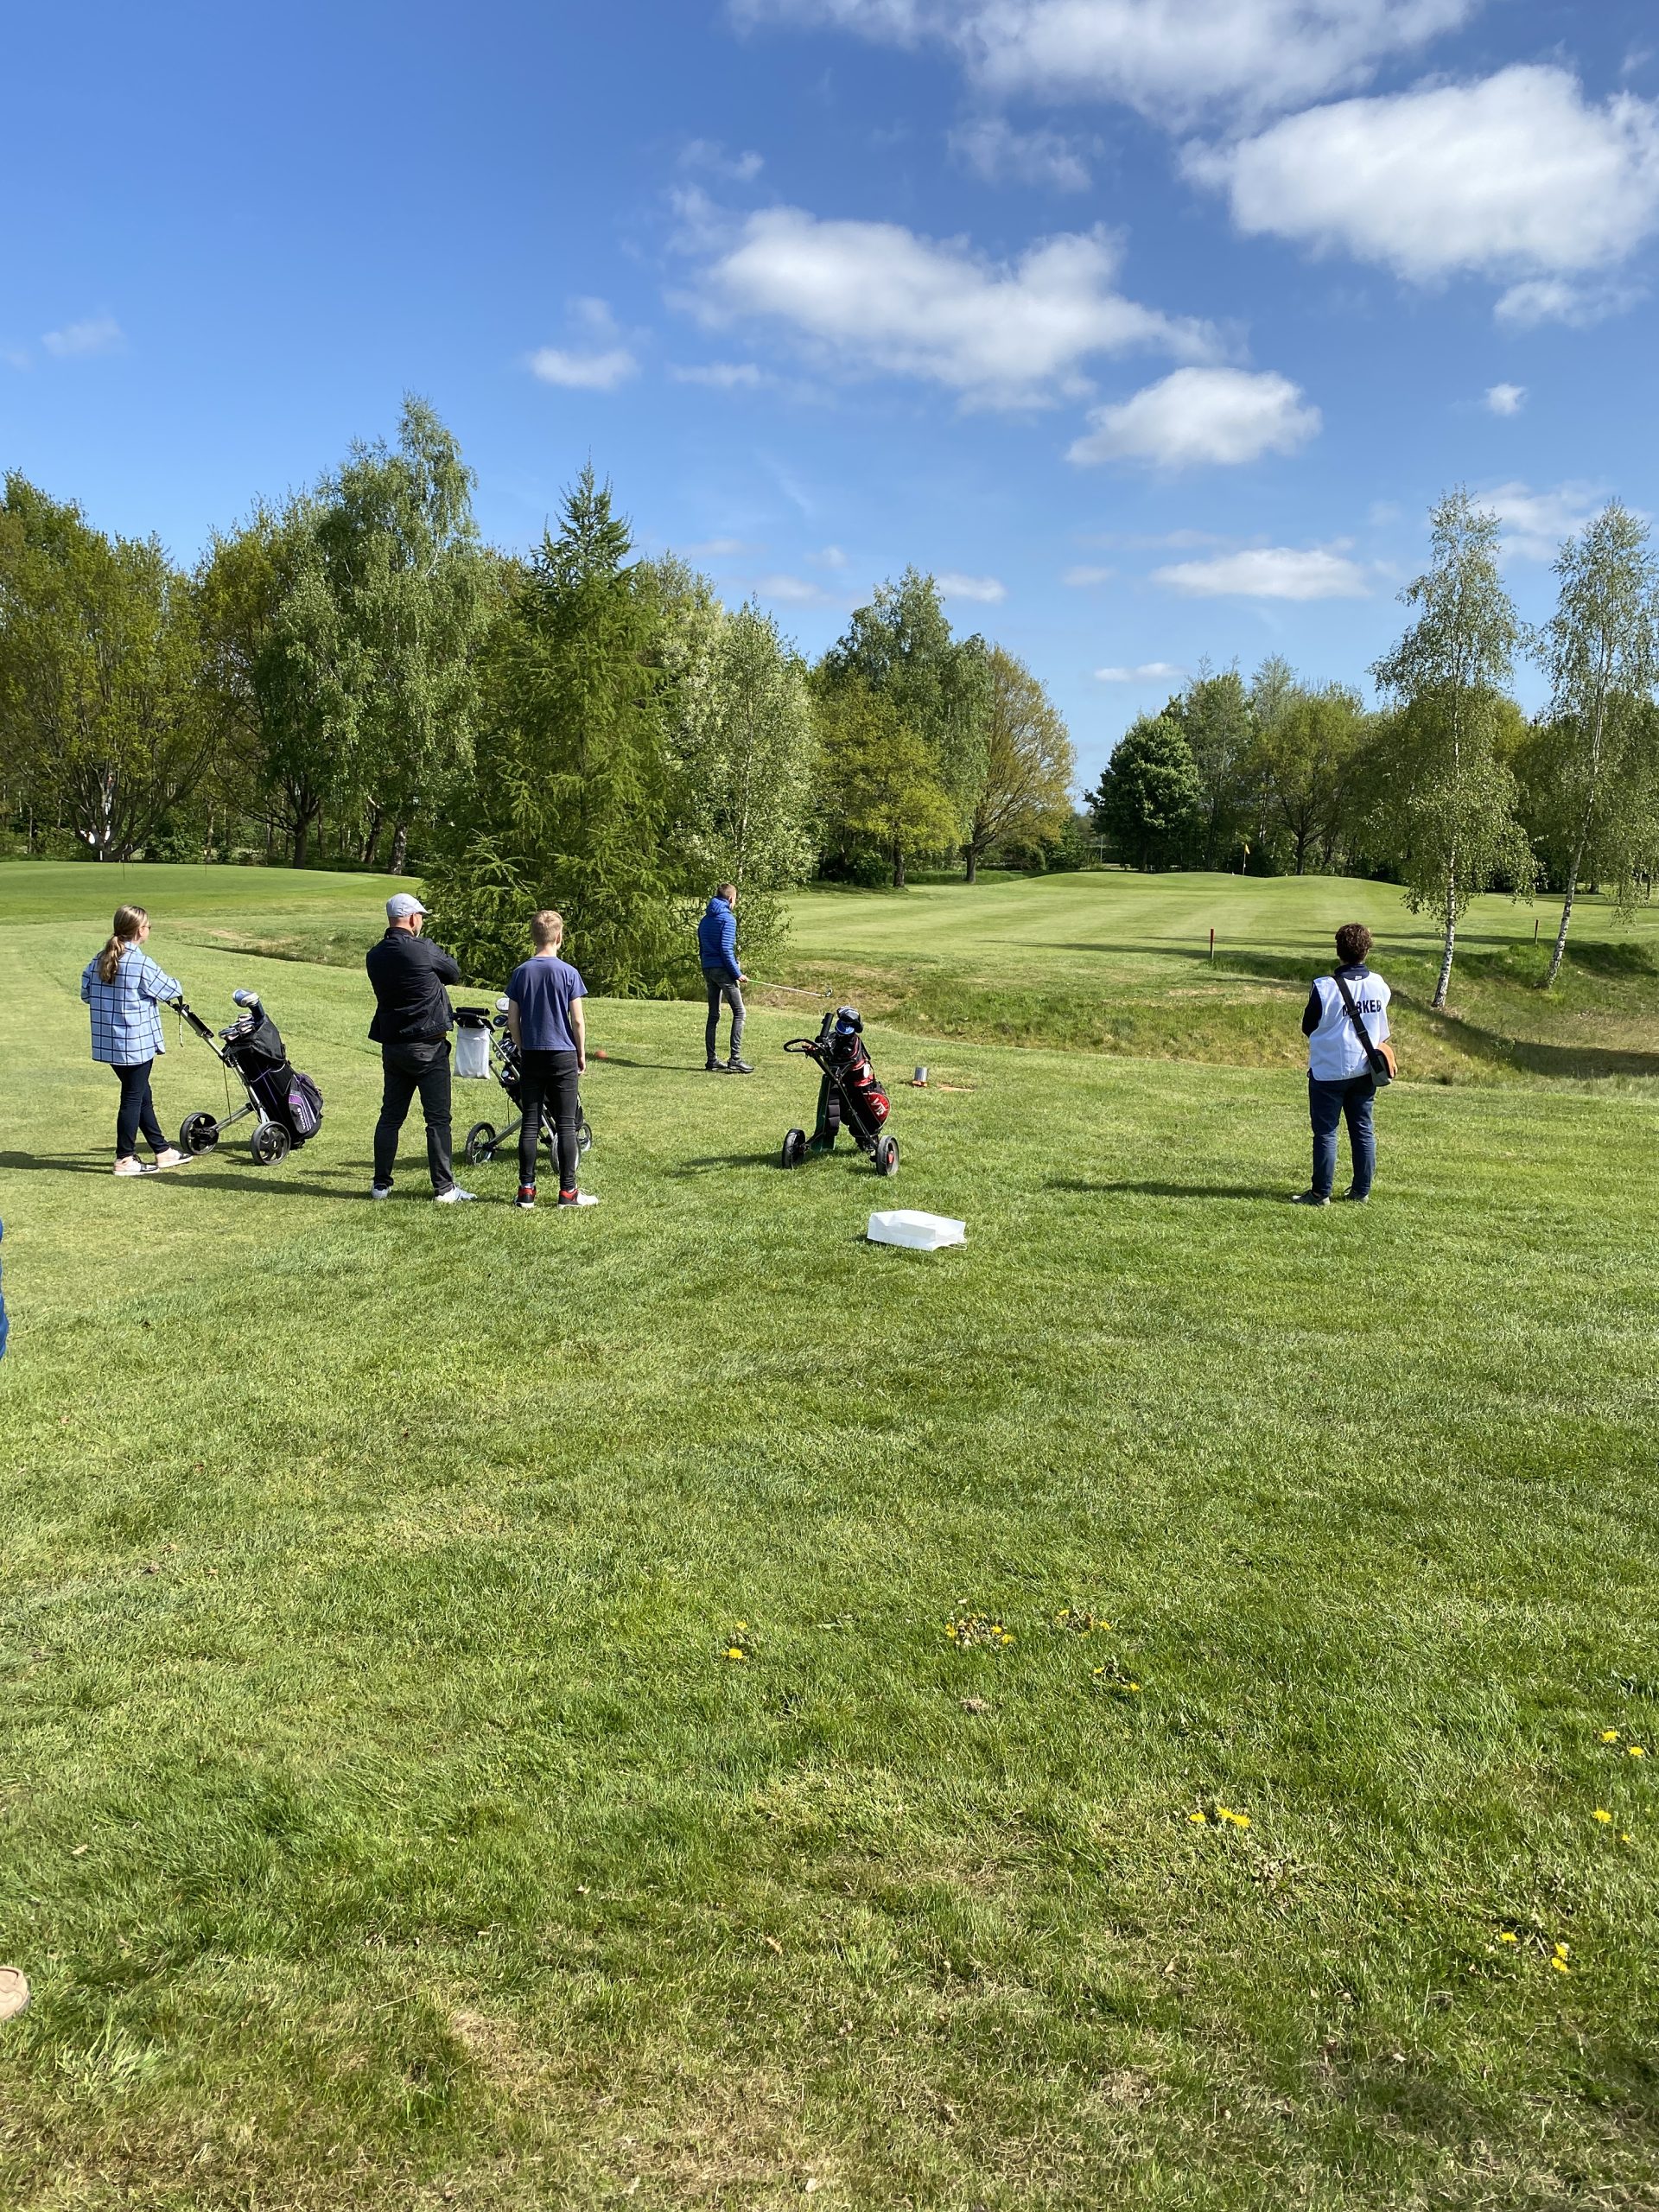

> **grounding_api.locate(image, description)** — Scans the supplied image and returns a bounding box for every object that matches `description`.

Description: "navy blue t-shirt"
[507,954,586,1053]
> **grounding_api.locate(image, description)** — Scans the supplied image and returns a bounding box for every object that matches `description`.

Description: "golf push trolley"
[173,990,325,1167]
[780,1004,898,1177]
[457,1000,594,1170]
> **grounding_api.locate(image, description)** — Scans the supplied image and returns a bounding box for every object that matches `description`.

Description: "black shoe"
[705,1058,725,1073]
[726,1056,754,1075]
[1339,1189,1370,1204]
[515,1185,537,1210]
[1289,1190,1330,1206]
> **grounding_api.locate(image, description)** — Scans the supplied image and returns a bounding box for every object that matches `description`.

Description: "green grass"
[2,861,1658,2209]
[780,871,1659,1084]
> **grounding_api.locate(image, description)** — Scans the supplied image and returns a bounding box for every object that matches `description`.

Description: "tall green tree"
[313,397,490,872]
[819,569,990,870]
[425,467,674,990]
[1529,500,1659,982]
[1370,489,1535,1007]
[813,671,960,887]
[1250,683,1363,874]
[1169,665,1253,868]
[1086,714,1202,871]
[0,474,209,861]
[963,647,1076,880]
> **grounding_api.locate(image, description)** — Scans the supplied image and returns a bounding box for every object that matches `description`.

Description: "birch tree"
[1530,500,1659,982]
[1370,489,1535,1007]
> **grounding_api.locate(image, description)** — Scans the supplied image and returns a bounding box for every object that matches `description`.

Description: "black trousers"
[374,1041,454,1192]
[113,1058,167,1160]
[517,1048,580,1192]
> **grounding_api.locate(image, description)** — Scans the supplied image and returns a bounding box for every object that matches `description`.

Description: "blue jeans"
[1309,1074,1376,1199]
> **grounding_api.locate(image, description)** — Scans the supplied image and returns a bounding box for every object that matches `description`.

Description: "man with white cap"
[364,892,474,1202]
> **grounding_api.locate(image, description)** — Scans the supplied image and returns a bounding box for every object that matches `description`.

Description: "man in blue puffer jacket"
[696,884,752,1074]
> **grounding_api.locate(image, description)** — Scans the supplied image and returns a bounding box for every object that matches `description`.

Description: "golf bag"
[175,991,323,1167]
[780,1005,898,1176]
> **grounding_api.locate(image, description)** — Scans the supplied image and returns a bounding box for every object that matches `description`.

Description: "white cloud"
[810,543,849,568]
[732,0,1473,124]
[754,571,841,604]
[1096,659,1185,681]
[530,346,638,391]
[1154,544,1371,597]
[530,298,639,390]
[1484,381,1525,416]
[949,114,1092,190]
[1064,564,1117,584]
[1068,365,1319,467]
[683,206,1214,406]
[682,537,753,557]
[41,315,124,359]
[1494,276,1642,328]
[671,360,768,387]
[682,138,766,181]
[1478,480,1606,562]
[938,570,1007,601]
[1192,67,1659,306]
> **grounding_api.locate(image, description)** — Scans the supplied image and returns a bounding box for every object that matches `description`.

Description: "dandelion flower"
[1594,1808,1613,1823]
[726,1647,746,1661]
[1600,1730,1620,1743]
[1189,1811,1207,1825]
[1628,1745,1647,1758]
[1622,1833,1634,1844]
[1554,1942,1569,1957]
[1498,1931,1519,1944]
[1551,1955,1570,1974]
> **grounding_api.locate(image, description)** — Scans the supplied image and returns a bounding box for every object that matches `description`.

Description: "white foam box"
[867,1209,967,1251]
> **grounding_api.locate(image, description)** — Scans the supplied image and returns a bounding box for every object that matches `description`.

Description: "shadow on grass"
[671,1153,780,1176]
[0,1150,359,1199]
[1052,1176,1281,1201]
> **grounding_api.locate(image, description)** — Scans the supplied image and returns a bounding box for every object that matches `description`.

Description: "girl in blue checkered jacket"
[80,906,190,1177]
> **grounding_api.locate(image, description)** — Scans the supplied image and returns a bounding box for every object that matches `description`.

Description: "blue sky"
[5,0,1658,784]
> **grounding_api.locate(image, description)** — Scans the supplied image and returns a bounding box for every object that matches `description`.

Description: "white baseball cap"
[385,892,428,921]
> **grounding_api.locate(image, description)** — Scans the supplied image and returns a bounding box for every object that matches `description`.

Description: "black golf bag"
[176,991,323,1167]
[780,1005,897,1176]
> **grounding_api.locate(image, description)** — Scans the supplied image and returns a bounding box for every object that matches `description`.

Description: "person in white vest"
[1292,921,1392,1206]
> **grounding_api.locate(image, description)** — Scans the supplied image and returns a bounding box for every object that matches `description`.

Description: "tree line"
[1089,490,1659,1001]
[0,398,1077,989]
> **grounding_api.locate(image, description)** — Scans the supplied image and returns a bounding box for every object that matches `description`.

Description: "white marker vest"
[1307,969,1391,1082]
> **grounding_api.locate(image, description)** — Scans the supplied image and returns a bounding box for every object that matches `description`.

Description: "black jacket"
[365,928,461,1045]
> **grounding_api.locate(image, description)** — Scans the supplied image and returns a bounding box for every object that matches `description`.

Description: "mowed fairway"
[2,865,1657,2211]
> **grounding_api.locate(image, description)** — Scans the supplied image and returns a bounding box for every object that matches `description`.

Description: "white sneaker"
[556,1191,601,1208]
[113,1157,156,1177]
[434,1185,476,1204]
[153,1148,190,1170]
[369,1183,393,1200]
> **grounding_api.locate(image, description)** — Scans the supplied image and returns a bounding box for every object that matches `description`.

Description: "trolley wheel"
[781,1128,807,1169]
[465,1121,498,1167]
[824,1090,842,1137]
[250,1119,290,1167]
[576,1116,594,1157]
[179,1109,219,1157]
[874,1134,899,1178]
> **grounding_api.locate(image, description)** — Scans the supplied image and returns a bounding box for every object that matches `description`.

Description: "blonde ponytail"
[97,906,148,985]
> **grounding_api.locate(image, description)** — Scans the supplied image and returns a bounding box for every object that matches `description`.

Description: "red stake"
[1209,926,1215,965]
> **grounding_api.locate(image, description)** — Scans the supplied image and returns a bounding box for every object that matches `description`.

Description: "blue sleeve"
[1301,982,1322,1037]
[721,907,739,972]
[569,969,586,1001]
[80,962,93,1002]
[141,957,182,1002]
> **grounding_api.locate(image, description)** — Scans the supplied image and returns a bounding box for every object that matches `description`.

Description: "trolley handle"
[170,998,219,1046]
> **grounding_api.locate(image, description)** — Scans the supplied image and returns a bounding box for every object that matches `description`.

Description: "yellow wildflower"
[1498,1932,1519,1944]
[1628,1745,1647,1758]
[1594,1808,1613,1823]
[1554,1942,1569,1957]
[1189,1811,1207,1824]
[1600,1730,1620,1743]
[1551,1955,1570,1974]
[726,1647,746,1661]
[1622,1833,1634,1844]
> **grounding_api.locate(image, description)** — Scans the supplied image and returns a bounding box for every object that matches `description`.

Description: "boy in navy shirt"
[505,910,597,1210]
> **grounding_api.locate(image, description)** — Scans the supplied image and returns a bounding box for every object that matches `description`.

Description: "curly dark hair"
[1335,922,1373,968]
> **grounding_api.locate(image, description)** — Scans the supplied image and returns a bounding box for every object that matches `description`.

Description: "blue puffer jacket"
[697,896,740,981]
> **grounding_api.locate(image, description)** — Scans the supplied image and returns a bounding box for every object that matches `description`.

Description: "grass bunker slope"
[1,863,1656,2210]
